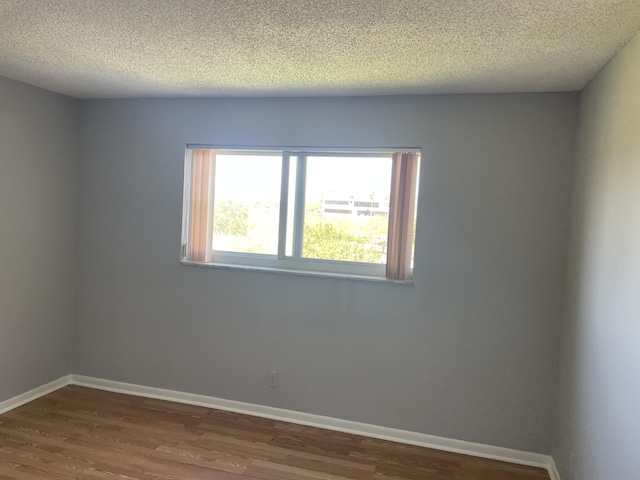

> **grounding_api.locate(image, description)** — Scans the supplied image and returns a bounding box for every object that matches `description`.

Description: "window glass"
[302,156,392,264]
[212,153,281,255]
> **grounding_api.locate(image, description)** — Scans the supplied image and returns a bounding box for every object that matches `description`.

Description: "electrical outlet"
[268,370,278,388]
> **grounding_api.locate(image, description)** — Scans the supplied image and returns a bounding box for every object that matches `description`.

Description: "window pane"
[302,156,392,264]
[212,154,281,255]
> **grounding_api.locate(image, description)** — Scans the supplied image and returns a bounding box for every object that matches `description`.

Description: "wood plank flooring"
[0,386,550,480]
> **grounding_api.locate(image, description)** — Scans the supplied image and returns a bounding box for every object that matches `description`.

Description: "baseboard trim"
[548,457,562,480]
[70,374,554,475]
[0,375,71,415]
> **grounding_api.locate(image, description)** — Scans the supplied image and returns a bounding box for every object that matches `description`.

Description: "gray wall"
[73,93,577,453]
[0,77,79,401]
[552,33,640,479]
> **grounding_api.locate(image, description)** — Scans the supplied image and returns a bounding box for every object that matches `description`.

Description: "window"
[181,146,420,281]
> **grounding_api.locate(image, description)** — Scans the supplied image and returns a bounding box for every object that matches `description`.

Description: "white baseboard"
[548,457,562,480]
[70,374,555,475]
[0,375,71,415]
[1,374,559,479]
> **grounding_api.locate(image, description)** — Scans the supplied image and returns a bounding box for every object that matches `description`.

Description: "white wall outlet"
[268,370,278,388]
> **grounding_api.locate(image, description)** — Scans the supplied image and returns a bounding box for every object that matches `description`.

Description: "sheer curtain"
[187,149,214,262]
[386,152,419,280]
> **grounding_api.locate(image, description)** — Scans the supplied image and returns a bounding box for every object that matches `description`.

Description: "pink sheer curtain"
[386,152,419,280]
[187,149,214,262]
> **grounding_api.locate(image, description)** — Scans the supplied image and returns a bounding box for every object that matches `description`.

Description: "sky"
[214,153,392,205]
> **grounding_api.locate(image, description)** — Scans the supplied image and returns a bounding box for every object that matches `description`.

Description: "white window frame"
[181,145,420,282]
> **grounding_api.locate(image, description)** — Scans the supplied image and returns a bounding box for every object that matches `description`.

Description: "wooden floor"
[0,386,550,480]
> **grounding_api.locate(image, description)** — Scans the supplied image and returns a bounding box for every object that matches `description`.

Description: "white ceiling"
[0,0,639,99]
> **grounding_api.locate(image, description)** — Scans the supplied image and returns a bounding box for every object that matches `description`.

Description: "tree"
[303,223,382,263]
[213,200,249,237]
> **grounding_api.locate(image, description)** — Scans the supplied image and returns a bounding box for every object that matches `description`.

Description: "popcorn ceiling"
[0,0,638,99]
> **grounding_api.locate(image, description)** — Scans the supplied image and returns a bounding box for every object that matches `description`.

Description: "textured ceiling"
[0,1,639,99]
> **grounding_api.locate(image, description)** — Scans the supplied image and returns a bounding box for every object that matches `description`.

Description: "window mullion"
[277,154,290,259]
[292,155,307,258]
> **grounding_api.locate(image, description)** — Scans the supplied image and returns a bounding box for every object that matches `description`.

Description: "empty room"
[0,1,639,479]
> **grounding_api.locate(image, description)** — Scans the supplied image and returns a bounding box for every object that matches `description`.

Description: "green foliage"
[303,222,382,263]
[213,200,249,237]
[213,199,388,264]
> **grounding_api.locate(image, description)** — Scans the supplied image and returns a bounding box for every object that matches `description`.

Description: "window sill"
[180,260,413,285]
